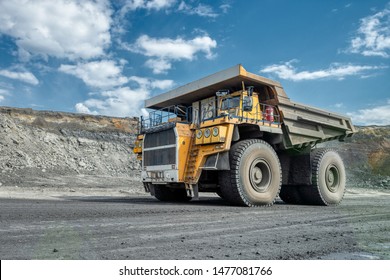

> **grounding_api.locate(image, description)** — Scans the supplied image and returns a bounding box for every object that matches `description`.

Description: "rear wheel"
[219,139,282,206]
[299,149,346,205]
[153,184,192,202]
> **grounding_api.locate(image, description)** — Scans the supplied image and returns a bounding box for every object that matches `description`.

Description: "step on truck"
[133,65,356,206]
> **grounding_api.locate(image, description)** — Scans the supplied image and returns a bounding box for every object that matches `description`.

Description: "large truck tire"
[153,184,192,202]
[299,149,346,205]
[219,139,282,207]
[279,185,303,204]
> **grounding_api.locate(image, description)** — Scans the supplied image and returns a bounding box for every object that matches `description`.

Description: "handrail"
[139,105,191,133]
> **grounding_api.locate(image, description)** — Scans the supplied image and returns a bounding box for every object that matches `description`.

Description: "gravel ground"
[0,186,389,260]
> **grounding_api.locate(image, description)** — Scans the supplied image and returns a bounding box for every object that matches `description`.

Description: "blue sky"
[0,0,389,125]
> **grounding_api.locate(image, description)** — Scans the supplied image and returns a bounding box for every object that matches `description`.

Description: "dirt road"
[0,188,389,260]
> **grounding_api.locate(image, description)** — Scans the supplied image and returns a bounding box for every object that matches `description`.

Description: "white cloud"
[128,76,174,90]
[76,76,174,117]
[57,57,174,117]
[348,5,390,58]
[145,58,172,74]
[0,89,9,95]
[128,34,217,73]
[119,0,219,18]
[114,0,176,34]
[59,60,128,89]
[75,103,97,114]
[77,87,148,117]
[0,89,9,102]
[57,57,175,116]
[121,0,176,13]
[0,0,112,61]
[131,35,217,59]
[220,4,231,14]
[260,60,386,81]
[0,69,39,85]
[347,100,390,125]
[178,1,218,18]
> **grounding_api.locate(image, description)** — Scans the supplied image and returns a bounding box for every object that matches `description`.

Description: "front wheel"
[219,139,282,207]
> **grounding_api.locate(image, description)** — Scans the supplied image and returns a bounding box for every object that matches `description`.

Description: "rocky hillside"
[1,106,389,191]
[0,107,142,191]
[320,125,390,190]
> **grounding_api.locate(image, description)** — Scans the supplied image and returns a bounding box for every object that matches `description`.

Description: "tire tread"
[219,139,282,207]
[299,148,345,206]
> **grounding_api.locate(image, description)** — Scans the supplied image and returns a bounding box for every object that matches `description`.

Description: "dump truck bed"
[277,99,355,149]
[145,65,355,150]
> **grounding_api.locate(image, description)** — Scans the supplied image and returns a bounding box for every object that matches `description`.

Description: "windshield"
[221,97,240,110]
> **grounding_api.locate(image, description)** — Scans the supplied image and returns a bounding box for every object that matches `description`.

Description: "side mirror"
[216,89,230,97]
[247,86,254,96]
[243,96,253,111]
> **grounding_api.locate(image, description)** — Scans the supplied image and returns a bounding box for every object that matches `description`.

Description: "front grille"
[143,128,176,166]
[144,147,176,166]
[144,128,175,148]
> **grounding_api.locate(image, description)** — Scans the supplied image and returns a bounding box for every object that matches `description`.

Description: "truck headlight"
[204,128,211,138]
[196,130,203,139]
[212,127,219,137]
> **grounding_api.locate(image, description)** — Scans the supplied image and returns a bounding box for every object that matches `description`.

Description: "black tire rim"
[325,164,340,193]
[249,158,272,193]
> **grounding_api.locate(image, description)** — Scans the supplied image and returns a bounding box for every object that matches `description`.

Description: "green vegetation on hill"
[322,125,390,190]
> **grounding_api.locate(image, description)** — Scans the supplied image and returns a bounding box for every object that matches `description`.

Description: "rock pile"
[0,107,142,190]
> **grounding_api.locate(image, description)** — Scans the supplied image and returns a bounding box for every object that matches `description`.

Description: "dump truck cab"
[133,65,355,207]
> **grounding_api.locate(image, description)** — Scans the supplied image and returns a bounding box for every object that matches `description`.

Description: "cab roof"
[145,65,284,109]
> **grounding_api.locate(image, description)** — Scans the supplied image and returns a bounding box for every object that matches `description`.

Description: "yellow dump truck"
[133,65,355,206]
